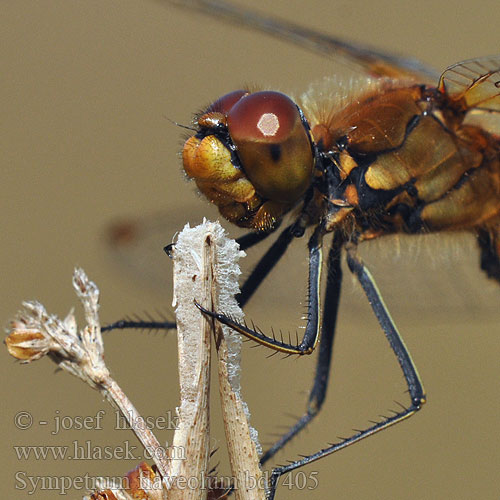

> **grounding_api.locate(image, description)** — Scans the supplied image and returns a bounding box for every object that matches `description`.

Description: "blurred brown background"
[2,1,500,498]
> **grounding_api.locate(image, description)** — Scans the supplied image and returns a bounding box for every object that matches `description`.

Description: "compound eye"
[206,90,249,114]
[227,91,314,204]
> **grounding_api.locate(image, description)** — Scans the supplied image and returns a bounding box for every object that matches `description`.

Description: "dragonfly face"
[183,90,316,230]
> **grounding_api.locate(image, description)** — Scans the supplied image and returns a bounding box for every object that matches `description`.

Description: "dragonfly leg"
[236,223,298,308]
[236,202,313,305]
[265,243,426,500]
[196,224,325,354]
[235,221,281,251]
[101,318,176,333]
[477,226,500,283]
[260,233,342,465]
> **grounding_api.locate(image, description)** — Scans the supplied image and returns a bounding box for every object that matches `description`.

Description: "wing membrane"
[438,55,500,112]
[107,208,499,322]
[168,0,438,81]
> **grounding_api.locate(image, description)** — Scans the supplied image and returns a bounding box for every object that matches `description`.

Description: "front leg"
[196,224,325,354]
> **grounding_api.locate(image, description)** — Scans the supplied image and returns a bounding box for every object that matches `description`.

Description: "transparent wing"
[106,203,221,294]
[168,0,438,81]
[107,207,499,326]
[438,55,500,112]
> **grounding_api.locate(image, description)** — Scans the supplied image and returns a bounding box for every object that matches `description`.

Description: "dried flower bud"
[5,325,48,362]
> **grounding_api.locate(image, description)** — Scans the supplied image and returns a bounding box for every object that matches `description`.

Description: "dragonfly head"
[182,90,315,231]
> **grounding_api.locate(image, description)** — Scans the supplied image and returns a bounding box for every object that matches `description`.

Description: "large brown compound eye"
[227,91,314,204]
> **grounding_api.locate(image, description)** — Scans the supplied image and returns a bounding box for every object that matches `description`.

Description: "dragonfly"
[108,1,500,498]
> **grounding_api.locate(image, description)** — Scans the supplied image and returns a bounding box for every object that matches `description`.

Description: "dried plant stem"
[169,223,215,498]
[100,378,171,479]
[214,318,265,500]
[5,269,173,490]
[172,221,264,500]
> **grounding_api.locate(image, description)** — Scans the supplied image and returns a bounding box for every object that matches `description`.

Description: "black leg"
[477,226,500,283]
[101,319,176,333]
[237,224,296,308]
[260,233,343,465]
[236,222,280,251]
[196,224,325,354]
[266,243,426,500]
